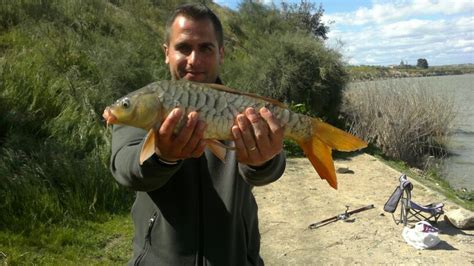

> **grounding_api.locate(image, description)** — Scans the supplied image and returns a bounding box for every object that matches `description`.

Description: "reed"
[341,78,456,167]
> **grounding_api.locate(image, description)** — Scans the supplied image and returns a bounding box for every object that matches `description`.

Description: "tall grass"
[341,79,456,166]
[0,0,168,232]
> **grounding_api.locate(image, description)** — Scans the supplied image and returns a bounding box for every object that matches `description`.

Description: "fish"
[102,80,367,189]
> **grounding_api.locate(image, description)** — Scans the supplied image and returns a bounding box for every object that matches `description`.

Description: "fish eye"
[121,98,131,109]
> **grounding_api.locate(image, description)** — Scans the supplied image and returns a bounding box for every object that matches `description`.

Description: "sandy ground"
[253,153,474,265]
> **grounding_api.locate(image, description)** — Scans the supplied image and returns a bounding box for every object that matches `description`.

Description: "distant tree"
[400,60,405,66]
[237,0,284,36]
[417,58,429,69]
[280,0,330,40]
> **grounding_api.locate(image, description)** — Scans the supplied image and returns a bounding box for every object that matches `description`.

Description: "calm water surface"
[429,74,474,190]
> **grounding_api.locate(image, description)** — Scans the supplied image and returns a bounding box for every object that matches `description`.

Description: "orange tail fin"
[297,118,367,189]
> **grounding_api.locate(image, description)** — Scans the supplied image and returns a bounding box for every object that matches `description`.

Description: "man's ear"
[163,43,169,64]
[219,46,224,65]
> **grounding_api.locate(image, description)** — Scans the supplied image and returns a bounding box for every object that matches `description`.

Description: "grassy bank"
[0,214,132,264]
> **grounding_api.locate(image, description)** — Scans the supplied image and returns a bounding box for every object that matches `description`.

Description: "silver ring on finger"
[249,146,257,151]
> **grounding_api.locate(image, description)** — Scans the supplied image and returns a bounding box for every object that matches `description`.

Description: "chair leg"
[400,190,410,226]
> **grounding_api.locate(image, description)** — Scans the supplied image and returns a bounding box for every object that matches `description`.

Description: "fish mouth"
[102,107,117,125]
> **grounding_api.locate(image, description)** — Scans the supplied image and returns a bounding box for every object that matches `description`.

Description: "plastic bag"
[402,221,440,249]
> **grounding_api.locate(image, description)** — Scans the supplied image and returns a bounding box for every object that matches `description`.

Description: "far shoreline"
[347,65,474,82]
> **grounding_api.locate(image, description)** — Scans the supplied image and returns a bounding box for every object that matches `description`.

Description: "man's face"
[164,15,224,83]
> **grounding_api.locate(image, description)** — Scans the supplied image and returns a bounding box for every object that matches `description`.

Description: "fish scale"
[103,80,367,189]
[159,81,287,140]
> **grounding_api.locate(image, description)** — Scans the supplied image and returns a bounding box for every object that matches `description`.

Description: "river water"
[430,74,474,191]
[354,74,474,190]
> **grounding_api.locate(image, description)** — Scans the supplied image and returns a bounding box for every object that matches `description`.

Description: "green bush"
[223,5,347,123]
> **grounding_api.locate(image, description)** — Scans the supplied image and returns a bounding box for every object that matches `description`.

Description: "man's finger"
[174,111,199,145]
[246,108,269,138]
[237,114,258,153]
[181,120,207,155]
[159,108,183,139]
[232,125,248,160]
[260,107,284,138]
[190,139,208,158]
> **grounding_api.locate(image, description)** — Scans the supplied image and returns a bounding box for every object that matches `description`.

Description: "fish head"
[103,90,162,130]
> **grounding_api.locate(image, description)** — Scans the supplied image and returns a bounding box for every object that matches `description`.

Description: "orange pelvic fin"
[206,140,229,162]
[140,129,157,165]
[297,118,367,189]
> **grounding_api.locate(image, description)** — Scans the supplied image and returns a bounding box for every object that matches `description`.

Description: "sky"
[214,0,474,66]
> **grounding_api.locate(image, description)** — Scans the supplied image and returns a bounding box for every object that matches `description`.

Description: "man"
[111,4,286,265]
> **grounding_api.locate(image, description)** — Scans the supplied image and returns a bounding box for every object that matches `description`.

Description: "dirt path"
[254,153,474,265]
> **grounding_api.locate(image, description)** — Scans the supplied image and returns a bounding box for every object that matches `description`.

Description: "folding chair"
[384,174,444,226]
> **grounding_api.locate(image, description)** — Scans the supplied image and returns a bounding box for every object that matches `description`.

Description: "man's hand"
[231,107,284,167]
[154,108,207,162]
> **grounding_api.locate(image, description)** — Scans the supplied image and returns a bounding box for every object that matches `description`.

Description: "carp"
[103,80,367,189]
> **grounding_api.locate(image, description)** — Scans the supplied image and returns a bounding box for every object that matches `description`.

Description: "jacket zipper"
[197,158,204,266]
[134,212,158,266]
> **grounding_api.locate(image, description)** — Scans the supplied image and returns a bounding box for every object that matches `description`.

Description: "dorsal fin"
[206,83,287,108]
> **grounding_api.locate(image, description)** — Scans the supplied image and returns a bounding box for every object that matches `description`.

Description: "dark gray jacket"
[110,123,286,265]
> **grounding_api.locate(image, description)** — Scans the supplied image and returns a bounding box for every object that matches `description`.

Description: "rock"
[444,209,474,229]
[336,166,354,174]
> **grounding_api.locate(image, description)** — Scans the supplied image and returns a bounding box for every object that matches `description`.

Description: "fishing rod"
[308,204,375,229]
